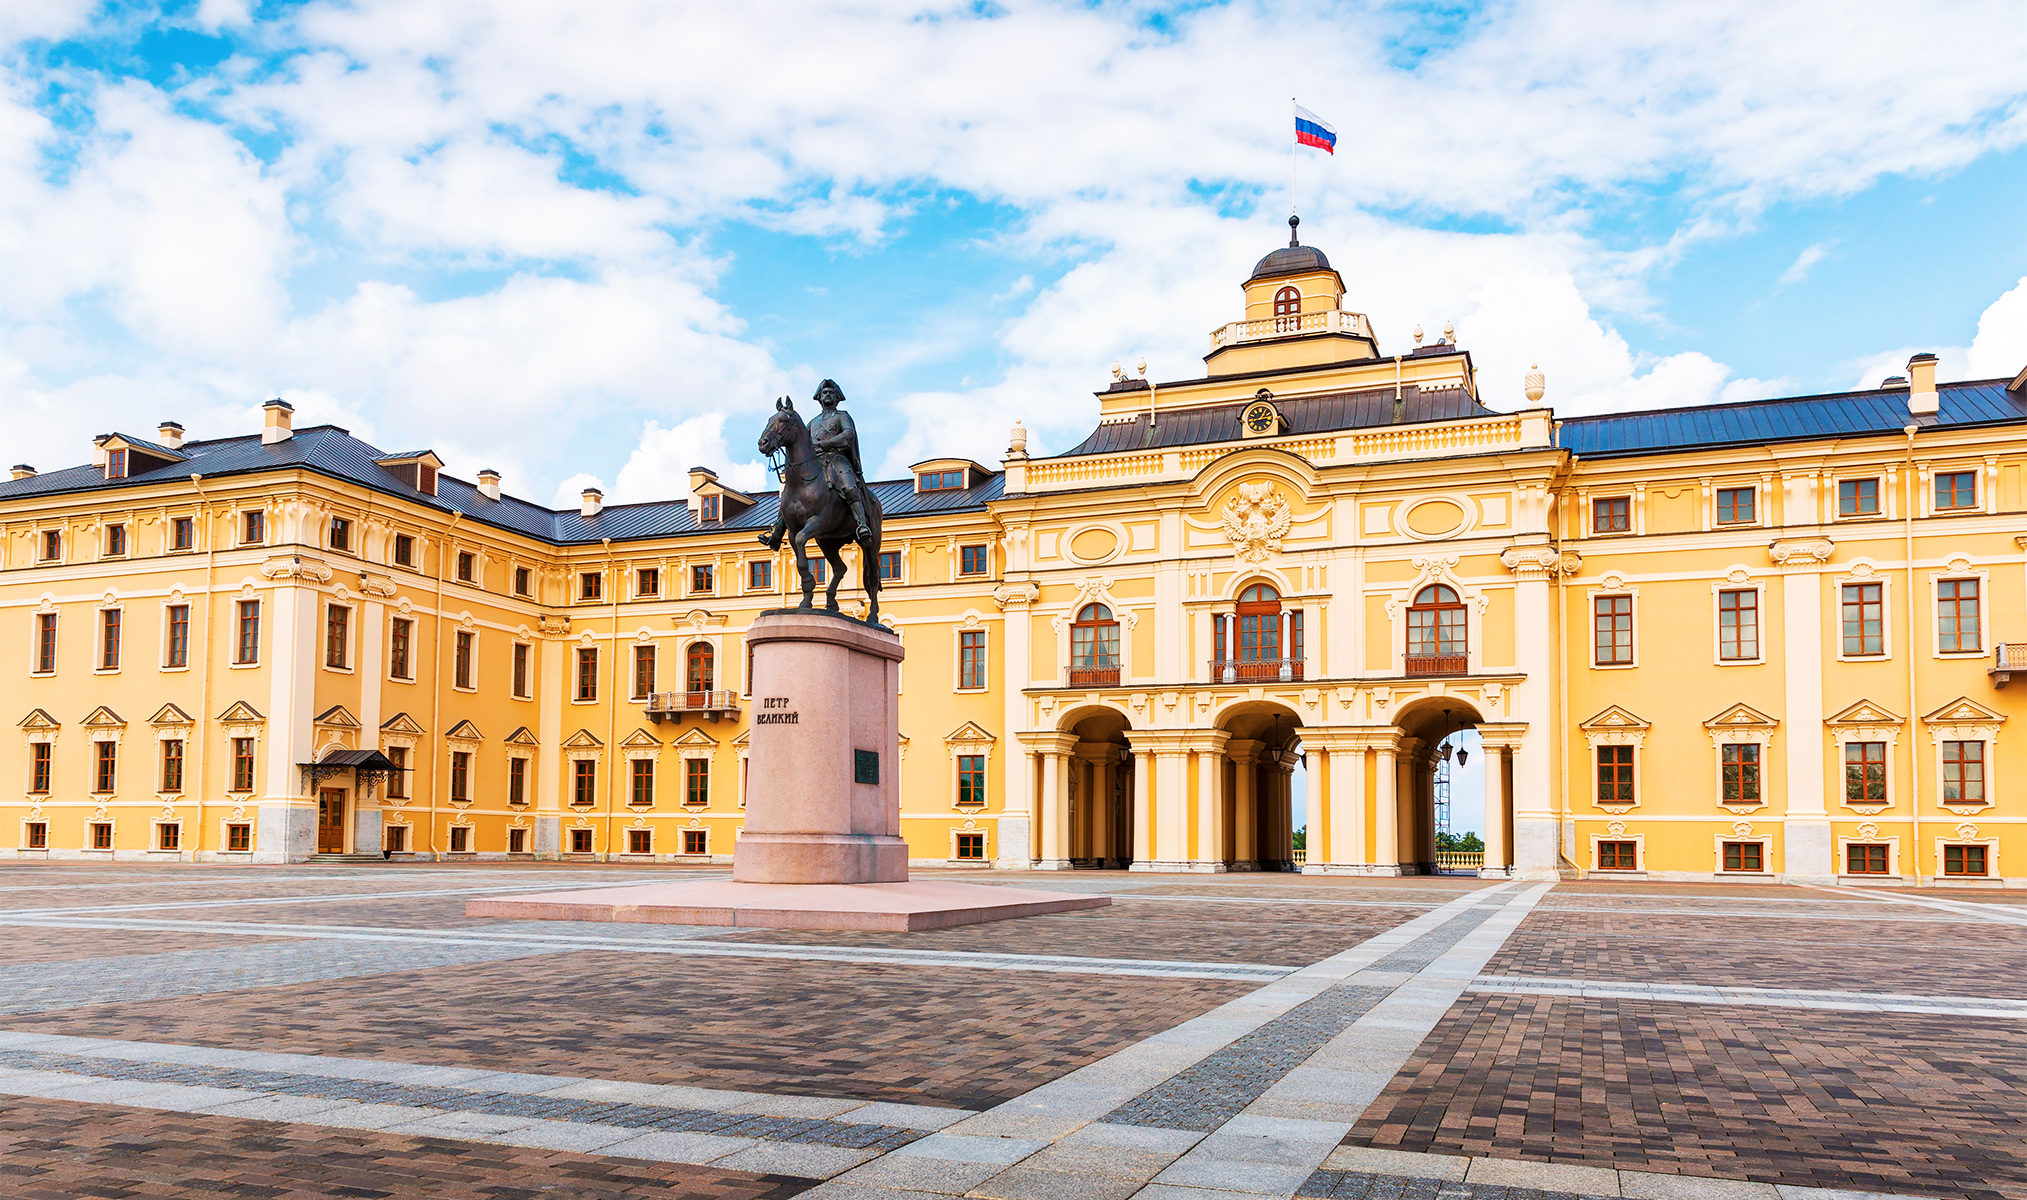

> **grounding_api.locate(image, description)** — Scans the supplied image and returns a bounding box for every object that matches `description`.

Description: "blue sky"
[2,0,2025,511]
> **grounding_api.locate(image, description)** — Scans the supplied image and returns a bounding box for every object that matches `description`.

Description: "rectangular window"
[394,534,415,567]
[389,617,413,679]
[627,828,652,855]
[1942,740,1986,803]
[1937,579,1981,653]
[105,524,127,556]
[920,469,965,491]
[99,608,121,670]
[454,630,474,689]
[1596,745,1634,803]
[682,829,708,855]
[330,517,351,552]
[232,737,255,792]
[509,827,527,853]
[456,551,474,582]
[387,746,408,798]
[235,600,260,664]
[383,825,408,853]
[580,571,602,601]
[26,821,48,849]
[1593,595,1634,665]
[576,647,598,701]
[1935,470,1977,510]
[957,754,986,805]
[572,760,596,806]
[960,629,987,689]
[749,560,772,590]
[449,826,470,853]
[170,516,194,550]
[1722,841,1764,872]
[960,544,988,576]
[242,510,265,544]
[570,828,594,854]
[700,494,720,522]
[1715,487,1755,524]
[1717,589,1758,661]
[1838,478,1879,517]
[91,822,113,851]
[1846,843,1889,874]
[35,612,56,672]
[450,751,470,803]
[956,832,986,859]
[1597,840,1637,871]
[1841,583,1884,656]
[1945,844,1989,876]
[227,823,252,852]
[157,823,180,851]
[30,743,51,793]
[162,739,184,793]
[165,604,190,668]
[94,741,117,794]
[685,758,709,807]
[637,567,660,596]
[41,529,61,561]
[630,758,654,806]
[513,643,530,698]
[1844,741,1887,802]
[1592,496,1630,533]
[691,564,713,593]
[1720,743,1760,802]
[326,605,350,669]
[513,566,530,595]
[633,644,655,698]
[508,757,527,806]
[878,551,902,581]
[106,448,127,478]
[807,555,827,585]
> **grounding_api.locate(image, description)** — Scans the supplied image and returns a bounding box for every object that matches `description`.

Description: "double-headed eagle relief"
[1222,482,1293,564]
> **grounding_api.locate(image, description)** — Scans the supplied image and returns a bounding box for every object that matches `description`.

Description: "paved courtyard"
[0,866,2023,1199]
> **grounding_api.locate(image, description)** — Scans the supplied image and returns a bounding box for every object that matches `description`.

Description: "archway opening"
[1064,707,1132,869]
[1393,697,1488,875]
[1217,701,1304,871]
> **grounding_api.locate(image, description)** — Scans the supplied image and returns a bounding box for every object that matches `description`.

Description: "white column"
[1038,750,1070,869]
[1481,743,1509,877]
[1155,749,1189,866]
[259,580,319,863]
[1373,743,1398,875]
[998,596,1034,868]
[1092,754,1113,863]
[1505,549,1560,879]
[536,635,565,857]
[1194,747,1227,870]
[1781,550,1833,881]
[1132,748,1152,866]
[1232,747,1258,868]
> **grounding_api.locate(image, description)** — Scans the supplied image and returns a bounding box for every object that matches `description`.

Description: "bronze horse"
[757,397,884,619]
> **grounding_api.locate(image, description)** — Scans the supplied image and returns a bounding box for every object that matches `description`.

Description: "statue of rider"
[760,379,872,549]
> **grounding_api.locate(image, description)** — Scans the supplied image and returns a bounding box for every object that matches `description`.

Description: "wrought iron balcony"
[1209,658,1305,683]
[1208,308,1374,352]
[646,690,741,723]
[1067,665,1121,688]
[1405,654,1469,677]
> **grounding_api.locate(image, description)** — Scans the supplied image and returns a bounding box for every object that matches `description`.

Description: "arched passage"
[1216,701,1304,871]
[1058,705,1133,869]
[1392,697,1485,875]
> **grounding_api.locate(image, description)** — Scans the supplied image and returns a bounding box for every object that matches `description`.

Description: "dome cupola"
[1247,215,1332,282]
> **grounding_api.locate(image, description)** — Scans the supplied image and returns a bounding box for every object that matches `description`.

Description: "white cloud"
[1778,242,1831,287]
[1847,275,2027,390]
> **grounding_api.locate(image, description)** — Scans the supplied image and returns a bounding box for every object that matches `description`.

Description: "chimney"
[1907,353,1938,415]
[262,398,294,444]
[1879,375,1907,387]
[580,487,603,518]
[10,464,34,481]
[477,469,501,502]
[686,466,716,512]
[91,434,109,468]
[158,421,185,450]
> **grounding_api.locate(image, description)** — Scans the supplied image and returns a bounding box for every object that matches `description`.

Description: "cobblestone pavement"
[4,862,2026,1199]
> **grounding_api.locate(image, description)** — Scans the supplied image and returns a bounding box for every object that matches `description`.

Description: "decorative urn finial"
[1442,319,1456,344]
[1524,363,1546,403]
[1007,419,1028,456]
[1412,324,1424,346]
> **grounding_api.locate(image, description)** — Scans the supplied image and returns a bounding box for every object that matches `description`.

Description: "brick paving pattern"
[0,927,287,964]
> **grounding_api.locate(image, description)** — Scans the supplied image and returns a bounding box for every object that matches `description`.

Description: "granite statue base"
[465,878,1108,932]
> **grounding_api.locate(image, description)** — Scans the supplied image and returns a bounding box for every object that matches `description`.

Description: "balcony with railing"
[1993,643,2027,688]
[646,690,740,723]
[1067,665,1121,688]
[1209,658,1305,683]
[1405,654,1470,677]
[1208,308,1374,352]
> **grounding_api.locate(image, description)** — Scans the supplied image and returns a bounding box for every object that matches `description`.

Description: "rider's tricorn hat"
[814,379,846,405]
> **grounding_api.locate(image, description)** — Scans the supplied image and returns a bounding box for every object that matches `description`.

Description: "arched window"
[686,642,715,704]
[1069,603,1121,686]
[1273,286,1300,318]
[1406,584,1467,675]
[1215,583,1304,682]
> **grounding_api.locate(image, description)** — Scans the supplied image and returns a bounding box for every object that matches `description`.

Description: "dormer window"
[1273,286,1300,330]
[375,452,444,497]
[106,449,128,479]
[919,469,965,492]
[701,494,720,522]
[418,463,438,495]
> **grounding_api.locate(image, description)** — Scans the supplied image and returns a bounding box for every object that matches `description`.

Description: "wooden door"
[317,790,346,853]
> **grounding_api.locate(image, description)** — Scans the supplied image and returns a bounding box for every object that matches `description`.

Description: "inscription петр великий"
[756,696,798,725]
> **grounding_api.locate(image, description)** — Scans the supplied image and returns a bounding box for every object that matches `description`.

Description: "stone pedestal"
[735,611,909,884]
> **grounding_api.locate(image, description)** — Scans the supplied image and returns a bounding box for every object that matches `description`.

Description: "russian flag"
[1294,105,1336,154]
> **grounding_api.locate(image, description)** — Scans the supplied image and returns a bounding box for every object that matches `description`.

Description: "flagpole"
[1291,96,1298,218]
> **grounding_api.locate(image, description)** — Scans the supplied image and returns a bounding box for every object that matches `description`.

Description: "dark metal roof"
[1056,384,1495,457]
[1249,244,1332,282]
[1559,380,2027,458]
[0,425,1001,546]
[310,749,401,770]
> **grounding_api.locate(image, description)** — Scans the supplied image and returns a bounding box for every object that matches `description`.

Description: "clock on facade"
[1243,401,1279,436]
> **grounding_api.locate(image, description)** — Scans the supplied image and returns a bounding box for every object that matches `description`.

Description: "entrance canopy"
[299,748,403,797]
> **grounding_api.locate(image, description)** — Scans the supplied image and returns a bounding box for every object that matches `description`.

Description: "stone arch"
[1214,699,1305,871]
[1390,695,1488,875]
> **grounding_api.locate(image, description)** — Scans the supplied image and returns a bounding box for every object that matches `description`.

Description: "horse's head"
[757,396,801,457]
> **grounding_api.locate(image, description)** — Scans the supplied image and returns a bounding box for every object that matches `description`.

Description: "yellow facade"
[5,231,2025,885]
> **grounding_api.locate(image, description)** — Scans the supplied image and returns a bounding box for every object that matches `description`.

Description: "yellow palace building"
[7,219,2027,886]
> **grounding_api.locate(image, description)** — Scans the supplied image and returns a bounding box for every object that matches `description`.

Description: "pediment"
[1703,703,1778,730]
[380,711,425,735]
[444,719,484,741]
[148,703,194,727]
[1578,704,1650,732]
[620,728,664,748]
[217,700,265,724]
[732,730,749,745]
[672,727,718,747]
[504,726,540,746]
[1922,696,2007,725]
[561,728,604,749]
[18,708,59,730]
[313,704,360,728]
[944,721,996,744]
[1826,699,1903,727]
[81,706,126,728]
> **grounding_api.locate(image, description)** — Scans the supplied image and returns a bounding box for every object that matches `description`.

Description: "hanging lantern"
[1456,749,1469,767]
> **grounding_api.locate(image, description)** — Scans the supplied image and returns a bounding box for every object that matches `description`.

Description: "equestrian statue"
[756,379,885,620]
